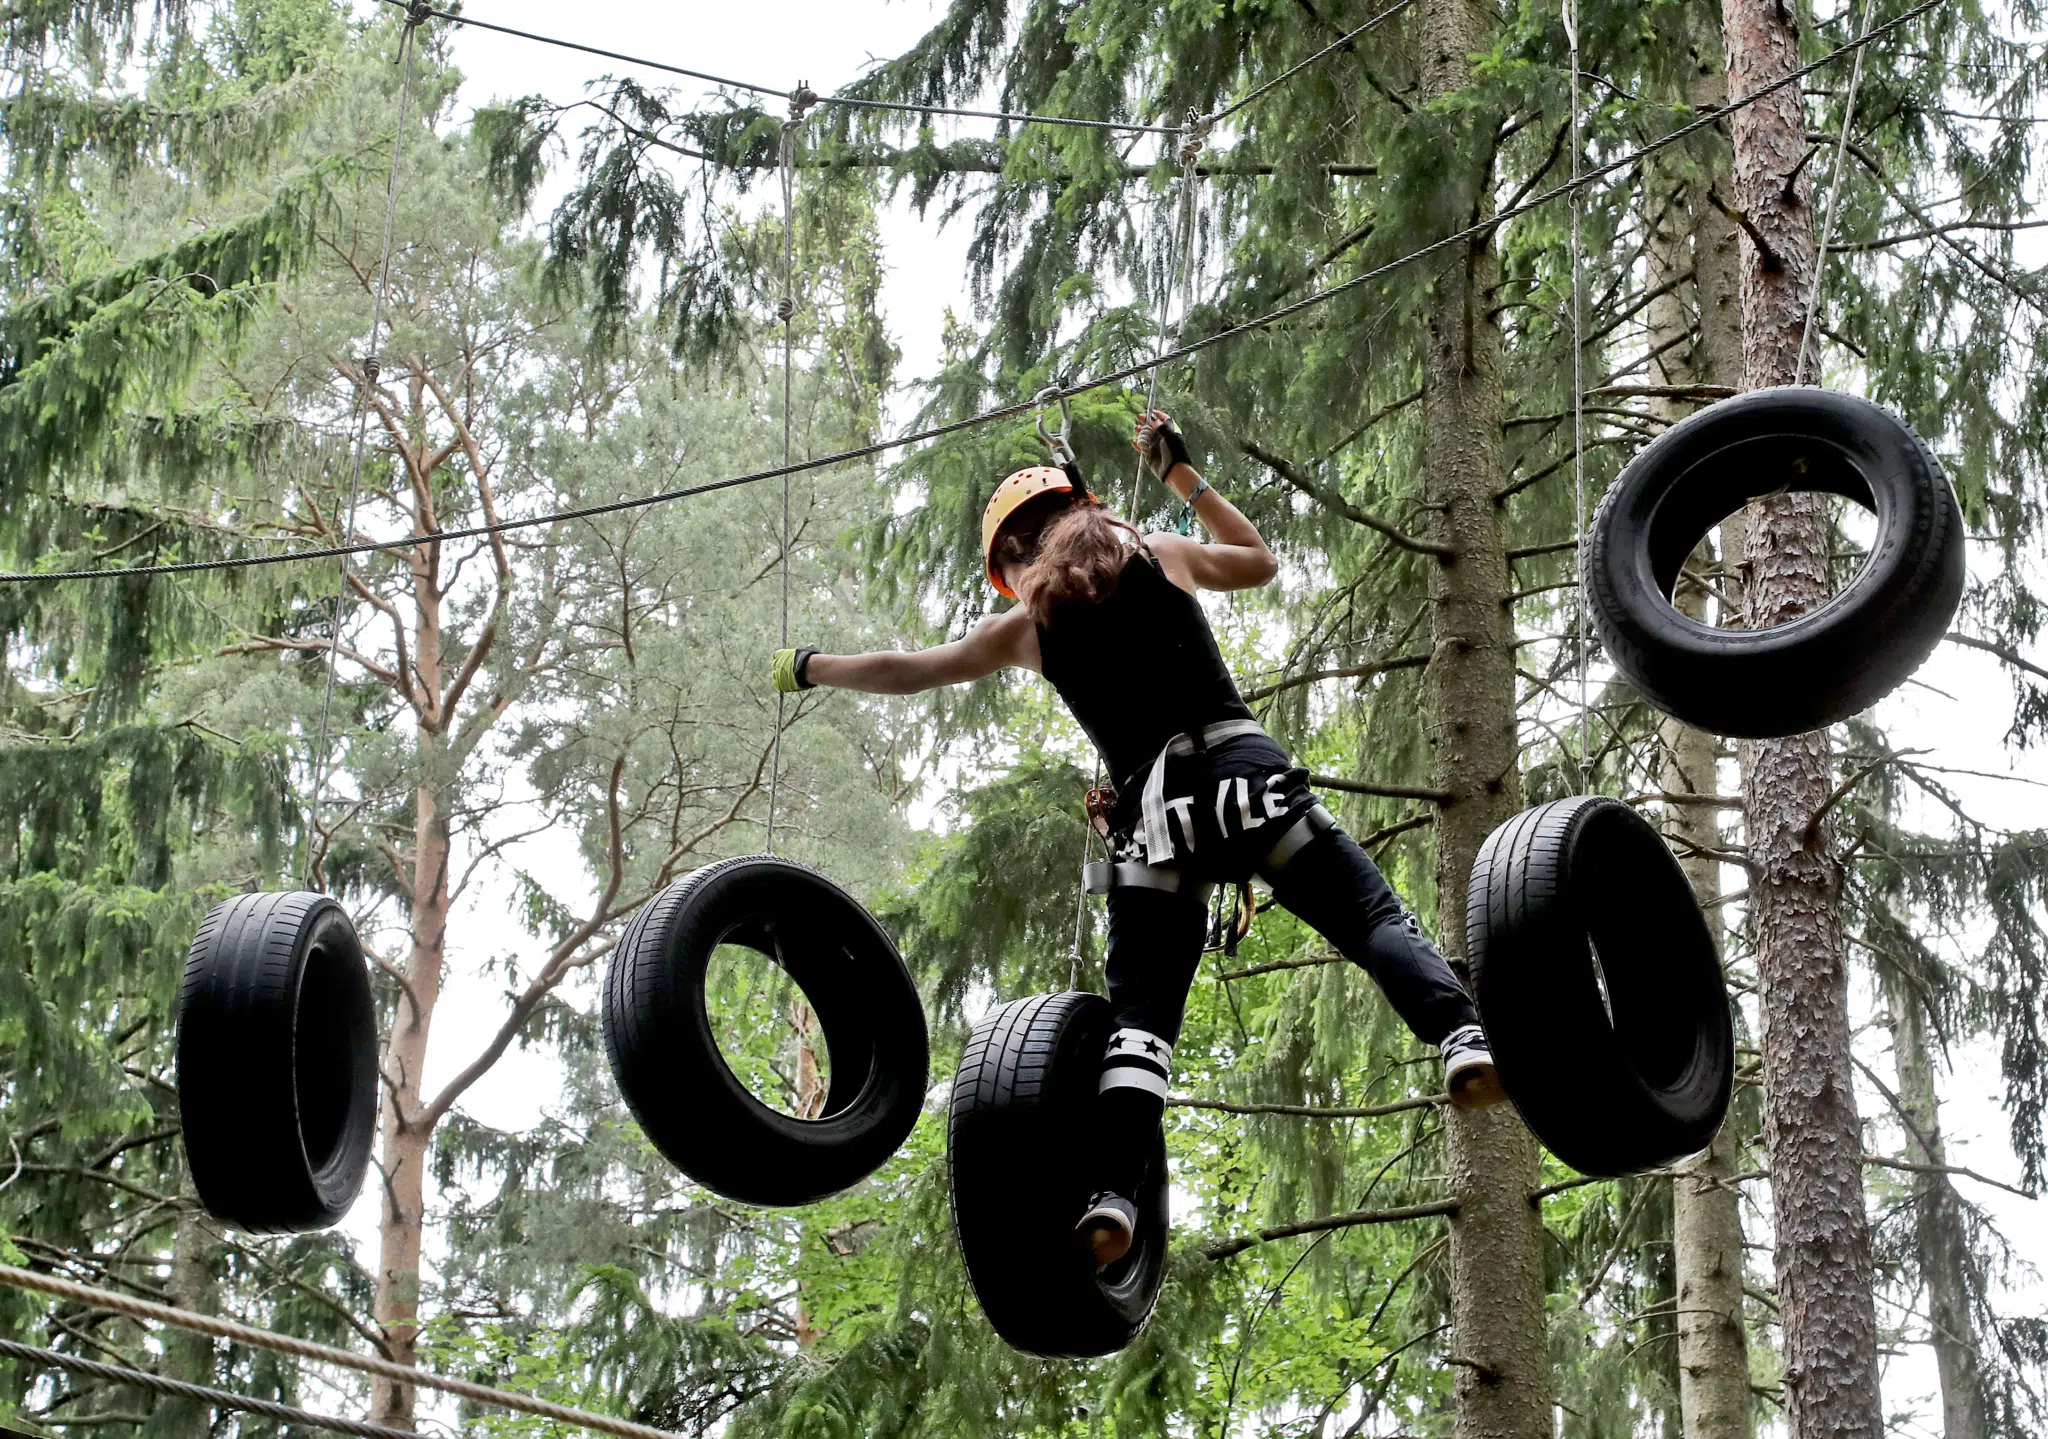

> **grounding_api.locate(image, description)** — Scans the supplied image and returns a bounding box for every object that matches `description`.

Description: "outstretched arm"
[786,608,1041,695]
[1134,411,1279,592]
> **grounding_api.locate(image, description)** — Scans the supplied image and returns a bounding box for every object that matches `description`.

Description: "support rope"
[3,0,1947,588]
[304,6,423,884]
[1564,0,1592,792]
[0,1266,688,1439]
[1797,0,1882,384]
[0,1337,427,1439]
[765,94,812,855]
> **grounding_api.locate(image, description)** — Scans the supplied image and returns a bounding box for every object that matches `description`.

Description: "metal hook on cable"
[1034,382,1075,465]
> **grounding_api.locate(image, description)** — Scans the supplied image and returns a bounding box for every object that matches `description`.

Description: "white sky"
[323,4,2046,1434]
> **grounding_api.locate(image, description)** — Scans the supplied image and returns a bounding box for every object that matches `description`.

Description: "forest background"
[3,1,2048,1438]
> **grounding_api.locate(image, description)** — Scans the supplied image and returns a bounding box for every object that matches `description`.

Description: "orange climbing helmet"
[981,466,1097,596]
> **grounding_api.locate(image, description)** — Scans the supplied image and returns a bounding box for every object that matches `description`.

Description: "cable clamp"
[360,355,382,385]
[776,297,795,322]
[1178,108,1213,168]
[403,0,432,29]
[788,82,820,122]
[1034,381,1075,464]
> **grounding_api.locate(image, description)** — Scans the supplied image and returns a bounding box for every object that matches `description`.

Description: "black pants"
[1092,738,1479,1198]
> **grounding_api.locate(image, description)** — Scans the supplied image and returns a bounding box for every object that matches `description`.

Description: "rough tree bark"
[368,512,459,1431]
[1418,4,1548,1436]
[1647,19,1754,1438]
[150,1211,215,1439]
[1723,0,1885,1435]
[1890,984,1990,1439]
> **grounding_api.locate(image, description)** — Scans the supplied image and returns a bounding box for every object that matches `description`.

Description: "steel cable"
[0,1338,428,1439]
[0,1266,688,1439]
[1,0,1947,587]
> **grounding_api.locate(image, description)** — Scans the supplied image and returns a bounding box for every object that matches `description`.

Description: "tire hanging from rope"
[599,92,928,1206]
[174,6,427,1234]
[1464,1,1734,1178]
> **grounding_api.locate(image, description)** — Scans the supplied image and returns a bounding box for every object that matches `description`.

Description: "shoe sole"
[1448,1063,1509,1112]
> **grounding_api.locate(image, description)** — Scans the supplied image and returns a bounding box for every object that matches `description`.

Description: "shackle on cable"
[1034,384,1076,465]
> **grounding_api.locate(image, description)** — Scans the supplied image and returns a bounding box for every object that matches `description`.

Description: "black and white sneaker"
[1439,1024,1506,1111]
[1076,1191,1139,1270]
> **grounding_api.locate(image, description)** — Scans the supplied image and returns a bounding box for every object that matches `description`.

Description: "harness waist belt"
[1135,718,1270,863]
[1082,860,1214,901]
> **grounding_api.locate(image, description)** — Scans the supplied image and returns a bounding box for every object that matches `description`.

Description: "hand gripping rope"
[0,0,1948,589]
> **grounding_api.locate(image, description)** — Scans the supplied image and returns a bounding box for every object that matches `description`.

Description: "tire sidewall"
[603,857,929,1207]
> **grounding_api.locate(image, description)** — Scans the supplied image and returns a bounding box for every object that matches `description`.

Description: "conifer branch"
[1308,774,1454,804]
[1203,1198,1459,1260]
[1168,1093,1442,1120]
[1945,630,2048,685]
[1243,651,1430,701]
[1240,441,1455,558]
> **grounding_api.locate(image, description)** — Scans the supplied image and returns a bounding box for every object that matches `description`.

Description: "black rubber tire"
[947,991,1169,1358]
[175,892,378,1233]
[1584,386,1965,737]
[1466,798,1734,1177]
[602,856,929,1207]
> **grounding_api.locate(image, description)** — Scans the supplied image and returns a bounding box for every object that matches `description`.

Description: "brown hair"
[997,500,1139,618]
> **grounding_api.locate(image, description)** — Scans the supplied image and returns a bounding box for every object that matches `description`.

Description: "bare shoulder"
[975,604,1043,673]
[1141,534,1202,594]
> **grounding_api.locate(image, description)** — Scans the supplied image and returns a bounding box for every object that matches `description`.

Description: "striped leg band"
[1100,1027,1174,1098]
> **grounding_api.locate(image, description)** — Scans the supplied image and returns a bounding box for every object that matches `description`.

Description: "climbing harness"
[1798,0,1882,384]
[306,3,425,884]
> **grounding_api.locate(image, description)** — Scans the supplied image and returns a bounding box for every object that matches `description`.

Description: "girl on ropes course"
[773,412,1500,1268]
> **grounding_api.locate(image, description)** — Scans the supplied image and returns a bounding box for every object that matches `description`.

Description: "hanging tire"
[602,856,929,1207]
[948,991,1169,1358]
[1465,798,1733,1177]
[175,892,378,1233]
[1584,386,1965,737]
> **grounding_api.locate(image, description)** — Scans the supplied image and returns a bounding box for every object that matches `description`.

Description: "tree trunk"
[147,1211,215,1439]
[1890,987,1989,1439]
[1418,5,1548,1436]
[370,567,454,1431]
[1647,21,1755,1438]
[1723,1,1884,1436]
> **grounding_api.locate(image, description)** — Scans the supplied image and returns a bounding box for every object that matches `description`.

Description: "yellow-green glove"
[773,646,819,693]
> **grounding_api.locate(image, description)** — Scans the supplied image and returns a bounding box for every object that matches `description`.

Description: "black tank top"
[1036,546,1254,788]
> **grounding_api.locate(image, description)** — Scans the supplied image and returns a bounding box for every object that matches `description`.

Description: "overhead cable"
[1,0,1947,586]
[0,1265,689,1439]
[0,1338,427,1439]
[378,0,1179,135]
[1207,0,1424,125]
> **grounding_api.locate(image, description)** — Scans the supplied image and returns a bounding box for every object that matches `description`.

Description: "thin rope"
[1565,0,1592,794]
[3,0,1946,587]
[380,1,1176,135]
[765,100,808,856]
[0,1337,427,1439]
[304,10,422,886]
[1797,0,1882,384]
[1207,0,1424,125]
[0,1266,688,1439]
[1127,110,1210,519]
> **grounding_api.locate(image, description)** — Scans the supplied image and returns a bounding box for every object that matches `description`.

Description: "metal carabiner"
[1034,384,1076,465]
